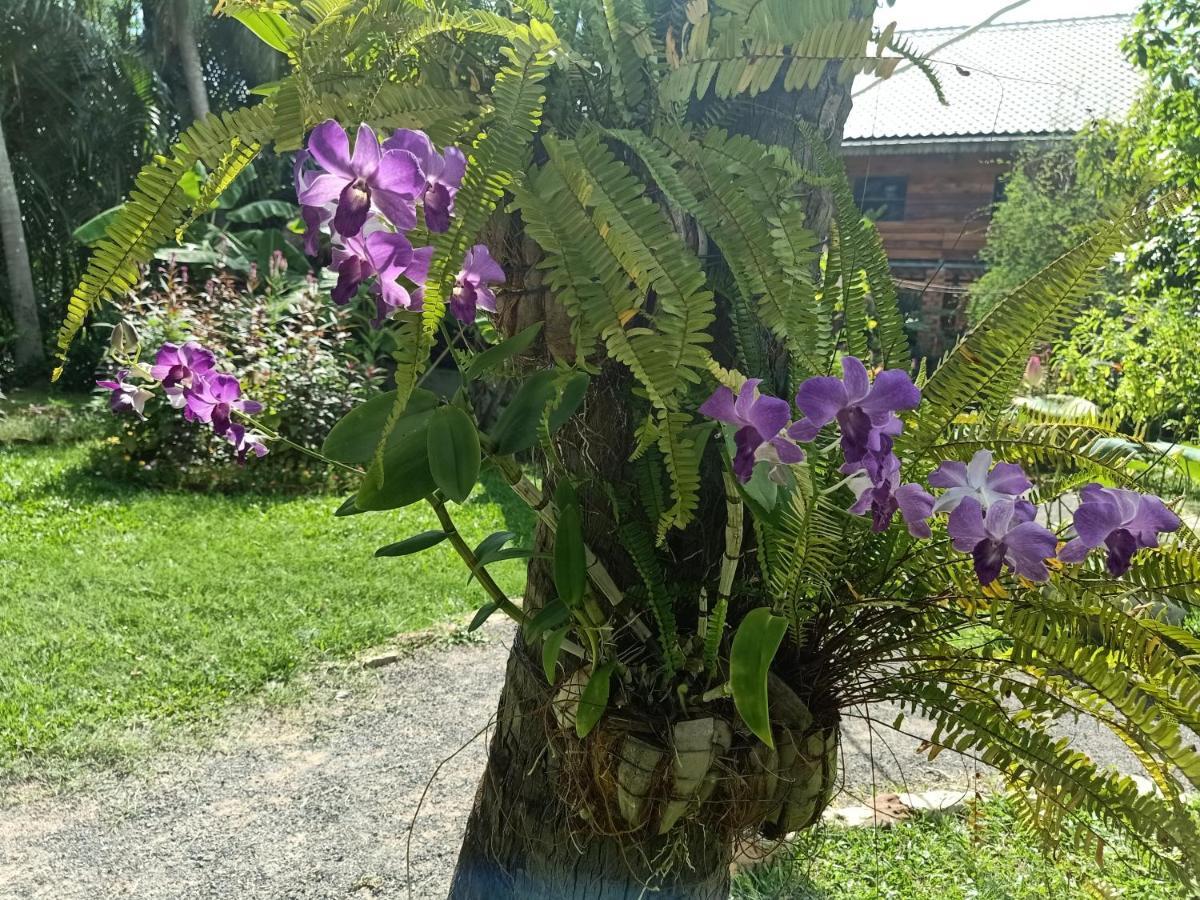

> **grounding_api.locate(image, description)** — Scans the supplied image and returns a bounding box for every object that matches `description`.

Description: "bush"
[95,262,376,491]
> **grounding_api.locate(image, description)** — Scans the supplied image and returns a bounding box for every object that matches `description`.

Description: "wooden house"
[842,15,1142,360]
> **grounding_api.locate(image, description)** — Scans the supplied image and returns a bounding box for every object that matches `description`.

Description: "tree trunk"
[0,111,45,376]
[172,0,210,122]
[449,14,866,895]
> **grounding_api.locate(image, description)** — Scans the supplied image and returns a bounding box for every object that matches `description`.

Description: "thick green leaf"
[527,599,570,637]
[543,625,570,683]
[72,205,122,246]
[461,322,543,381]
[231,9,294,53]
[356,424,438,511]
[490,371,558,454]
[427,407,481,503]
[322,389,437,465]
[489,370,591,454]
[553,481,586,609]
[469,602,499,632]
[473,530,517,562]
[333,495,363,517]
[374,531,450,558]
[730,608,789,749]
[576,661,616,739]
[546,371,590,432]
[226,199,299,224]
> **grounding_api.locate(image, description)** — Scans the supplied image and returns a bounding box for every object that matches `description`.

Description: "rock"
[896,788,973,813]
[822,792,910,828]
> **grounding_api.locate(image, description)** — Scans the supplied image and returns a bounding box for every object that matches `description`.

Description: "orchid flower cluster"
[294,120,504,328]
[701,357,1181,586]
[97,341,269,463]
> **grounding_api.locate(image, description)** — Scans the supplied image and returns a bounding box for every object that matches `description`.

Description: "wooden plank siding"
[843,150,1011,361]
[843,152,1009,262]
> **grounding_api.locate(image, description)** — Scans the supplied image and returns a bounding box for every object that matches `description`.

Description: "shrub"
[95,262,376,491]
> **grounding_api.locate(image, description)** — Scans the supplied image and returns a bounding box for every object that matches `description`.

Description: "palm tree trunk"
[0,111,45,375]
[172,0,210,121]
[448,37,863,891]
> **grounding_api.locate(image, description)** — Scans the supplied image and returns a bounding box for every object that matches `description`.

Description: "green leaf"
[468,602,499,632]
[553,481,586,609]
[226,199,299,224]
[374,531,450,558]
[72,205,122,246]
[230,9,295,53]
[546,371,590,432]
[322,389,438,465]
[730,608,789,749]
[527,599,570,637]
[576,661,616,739]
[461,322,542,381]
[473,530,517,562]
[427,407,481,503]
[489,371,558,454]
[333,496,363,517]
[542,625,570,683]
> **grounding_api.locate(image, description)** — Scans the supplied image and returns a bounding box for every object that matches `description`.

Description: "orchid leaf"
[428,407,481,503]
[461,322,543,381]
[731,608,788,748]
[543,625,570,683]
[553,481,586,609]
[374,531,450,558]
[576,661,615,738]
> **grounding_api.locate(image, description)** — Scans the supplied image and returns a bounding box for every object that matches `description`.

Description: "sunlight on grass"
[0,442,533,775]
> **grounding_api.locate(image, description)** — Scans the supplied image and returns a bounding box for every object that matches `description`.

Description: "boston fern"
[66,0,1199,895]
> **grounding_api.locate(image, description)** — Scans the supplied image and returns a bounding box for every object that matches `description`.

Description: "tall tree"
[0,111,44,372]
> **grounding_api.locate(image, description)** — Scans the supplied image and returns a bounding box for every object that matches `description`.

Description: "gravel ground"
[0,620,1148,900]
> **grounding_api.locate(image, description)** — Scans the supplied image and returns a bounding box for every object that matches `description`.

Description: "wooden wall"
[843,151,1009,263]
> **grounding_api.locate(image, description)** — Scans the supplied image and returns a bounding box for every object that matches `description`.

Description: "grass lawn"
[733,797,1188,899]
[0,437,533,778]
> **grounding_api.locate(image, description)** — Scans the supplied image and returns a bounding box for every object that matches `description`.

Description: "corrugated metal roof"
[843,15,1143,145]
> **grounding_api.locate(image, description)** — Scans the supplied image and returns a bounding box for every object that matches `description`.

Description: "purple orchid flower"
[383,129,467,233]
[1059,484,1181,576]
[293,149,333,257]
[404,245,434,311]
[928,449,1034,516]
[330,226,416,312]
[699,379,805,483]
[949,497,1058,585]
[449,245,505,323]
[299,121,425,237]
[792,356,920,474]
[149,341,216,408]
[225,423,270,464]
[96,370,154,419]
[184,373,263,436]
[848,455,935,537]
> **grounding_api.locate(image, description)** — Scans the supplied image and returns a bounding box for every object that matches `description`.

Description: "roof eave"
[840,132,1074,156]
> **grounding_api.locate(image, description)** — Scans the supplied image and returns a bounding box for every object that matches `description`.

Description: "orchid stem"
[429,495,528,627]
[235,413,365,476]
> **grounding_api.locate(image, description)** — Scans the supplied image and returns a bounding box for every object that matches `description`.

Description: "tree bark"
[0,111,45,376]
[449,13,867,895]
[172,0,210,122]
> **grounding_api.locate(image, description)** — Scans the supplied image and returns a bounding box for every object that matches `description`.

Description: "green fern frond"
[617,516,683,673]
[881,32,947,104]
[53,104,277,377]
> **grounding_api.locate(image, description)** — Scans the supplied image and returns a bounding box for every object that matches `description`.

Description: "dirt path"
[0,621,1147,900]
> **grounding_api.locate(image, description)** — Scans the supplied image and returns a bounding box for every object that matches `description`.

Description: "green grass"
[0,441,533,777]
[733,797,1188,899]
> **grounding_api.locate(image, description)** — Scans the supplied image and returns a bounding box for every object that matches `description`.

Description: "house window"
[853,175,908,221]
